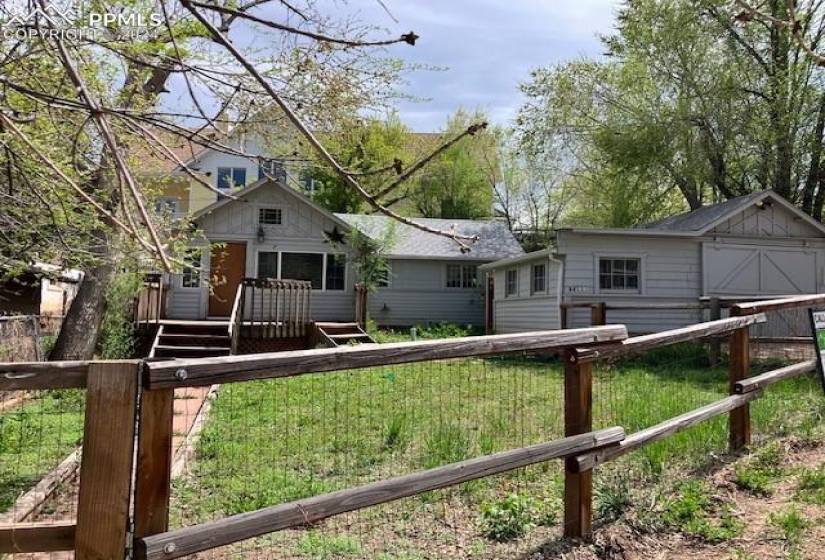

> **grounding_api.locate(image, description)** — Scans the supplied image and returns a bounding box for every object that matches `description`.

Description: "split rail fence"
[1,294,824,557]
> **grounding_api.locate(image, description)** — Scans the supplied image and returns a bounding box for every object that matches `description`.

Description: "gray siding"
[368,259,486,326]
[557,232,704,333]
[491,256,561,333]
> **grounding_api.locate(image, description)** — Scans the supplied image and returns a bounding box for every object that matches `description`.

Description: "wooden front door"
[209,242,246,317]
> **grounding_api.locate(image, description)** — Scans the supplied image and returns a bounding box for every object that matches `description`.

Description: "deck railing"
[133,273,163,328]
[234,278,312,341]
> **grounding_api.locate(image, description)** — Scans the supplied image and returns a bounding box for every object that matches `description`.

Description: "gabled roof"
[562,189,825,238]
[192,177,352,232]
[335,214,524,261]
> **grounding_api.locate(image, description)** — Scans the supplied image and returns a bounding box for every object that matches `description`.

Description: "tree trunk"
[769,0,793,199]
[803,92,825,214]
[50,258,114,360]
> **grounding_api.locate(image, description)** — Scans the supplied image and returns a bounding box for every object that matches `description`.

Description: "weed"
[297,532,362,558]
[479,493,536,542]
[768,506,810,559]
[423,424,469,468]
[596,476,632,522]
[796,463,825,505]
[662,481,743,542]
[384,414,407,450]
[734,442,784,496]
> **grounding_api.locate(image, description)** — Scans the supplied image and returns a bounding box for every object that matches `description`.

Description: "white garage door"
[703,243,818,296]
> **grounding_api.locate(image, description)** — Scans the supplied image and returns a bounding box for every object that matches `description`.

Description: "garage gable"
[710,201,824,238]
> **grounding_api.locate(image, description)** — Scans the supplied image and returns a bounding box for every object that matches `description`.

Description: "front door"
[209,242,246,317]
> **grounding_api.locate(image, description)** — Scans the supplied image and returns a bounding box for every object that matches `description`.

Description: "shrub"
[98,272,142,359]
[480,493,536,541]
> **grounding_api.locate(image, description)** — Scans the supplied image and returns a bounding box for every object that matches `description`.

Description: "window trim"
[531,263,547,295]
[180,249,202,290]
[445,263,478,289]
[594,253,645,294]
[505,268,518,298]
[254,250,348,292]
[257,206,283,226]
[216,166,247,190]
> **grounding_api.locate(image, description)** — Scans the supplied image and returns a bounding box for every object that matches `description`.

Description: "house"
[163,177,524,326]
[482,190,825,334]
[0,264,82,316]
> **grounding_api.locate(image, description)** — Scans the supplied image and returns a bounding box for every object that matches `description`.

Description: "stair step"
[159,333,230,345]
[328,333,372,339]
[153,345,231,358]
[161,323,229,336]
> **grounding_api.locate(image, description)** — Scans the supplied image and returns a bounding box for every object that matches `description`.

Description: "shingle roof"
[644,190,770,232]
[335,214,525,260]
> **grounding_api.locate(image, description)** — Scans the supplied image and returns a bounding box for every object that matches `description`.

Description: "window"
[257,251,279,279]
[325,254,346,291]
[505,269,518,297]
[154,197,178,215]
[181,250,201,288]
[599,258,640,292]
[531,263,546,294]
[217,167,247,190]
[281,252,323,289]
[446,264,478,288]
[258,159,286,183]
[258,207,282,225]
[376,262,392,288]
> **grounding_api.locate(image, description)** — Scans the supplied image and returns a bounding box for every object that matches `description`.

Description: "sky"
[341,0,623,131]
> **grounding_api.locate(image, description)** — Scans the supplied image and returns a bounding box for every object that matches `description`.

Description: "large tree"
[517,0,825,226]
[0,0,484,359]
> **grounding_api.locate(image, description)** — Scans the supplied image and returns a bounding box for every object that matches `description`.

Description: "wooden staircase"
[314,322,376,347]
[149,322,232,359]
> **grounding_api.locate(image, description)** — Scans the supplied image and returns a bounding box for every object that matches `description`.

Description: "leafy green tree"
[411,109,497,219]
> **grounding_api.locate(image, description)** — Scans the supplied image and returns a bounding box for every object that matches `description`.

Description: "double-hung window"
[446,264,477,288]
[325,254,346,291]
[531,263,546,294]
[598,258,641,292]
[257,252,346,290]
[505,269,518,297]
[181,250,202,288]
[217,167,247,190]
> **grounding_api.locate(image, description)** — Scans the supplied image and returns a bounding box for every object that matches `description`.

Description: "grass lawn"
[0,390,85,513]
[169,343,825,558]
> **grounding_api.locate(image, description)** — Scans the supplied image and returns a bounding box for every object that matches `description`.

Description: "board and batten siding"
[490,254,562,333]
[368,259,486,327]
[166,183,356,320]
[556,231,704,333]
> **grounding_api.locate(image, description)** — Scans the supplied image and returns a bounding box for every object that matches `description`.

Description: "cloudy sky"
[343,1,623,131]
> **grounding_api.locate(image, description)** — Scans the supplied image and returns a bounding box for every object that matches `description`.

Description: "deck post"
[590,303,606,326]
[75,361,140,560]
[563,349,593,539]
[134,387,175,539]
[728,309,751,451]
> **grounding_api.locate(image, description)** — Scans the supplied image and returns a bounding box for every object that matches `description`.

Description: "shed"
[482,189,825,335]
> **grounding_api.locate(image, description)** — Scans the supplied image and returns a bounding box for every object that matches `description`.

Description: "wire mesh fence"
[0,387,85,559]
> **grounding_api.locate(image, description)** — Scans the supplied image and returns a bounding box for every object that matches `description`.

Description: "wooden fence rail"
[2,293,824,555]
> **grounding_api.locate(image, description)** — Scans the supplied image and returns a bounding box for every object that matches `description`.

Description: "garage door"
[703,243,818,296]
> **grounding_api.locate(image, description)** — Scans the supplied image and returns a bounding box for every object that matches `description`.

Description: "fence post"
[728,310,751,451]
[75,361,140,560]
[134,386,175,539]
[591,303,606,326]
[563,349,593,539]
[709,297,721,366]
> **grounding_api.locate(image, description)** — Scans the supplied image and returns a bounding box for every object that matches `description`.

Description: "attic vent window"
[259,208,282,225]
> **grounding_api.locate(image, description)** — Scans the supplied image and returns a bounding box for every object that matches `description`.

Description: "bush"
[480,493,537,542]
[98,272,142,359]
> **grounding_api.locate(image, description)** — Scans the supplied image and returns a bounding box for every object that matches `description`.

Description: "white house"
[482,190,825,334]
[164,177,524,326]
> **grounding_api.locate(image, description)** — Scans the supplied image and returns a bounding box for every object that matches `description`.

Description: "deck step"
[159,333,231,345]
[161,323,229,336]
[327,333,373,339]
[153,345,231,358]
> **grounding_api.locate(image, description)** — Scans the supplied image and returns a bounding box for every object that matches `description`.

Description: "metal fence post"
[75,361,140,560]
[563,349,593,539]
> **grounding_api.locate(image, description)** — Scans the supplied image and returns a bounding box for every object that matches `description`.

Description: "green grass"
[0,390,85,511]
[661,481,744,542]
[168,342,821,555]
[768,506,810,560]
[734,443,785,496]
[795,463,825,505]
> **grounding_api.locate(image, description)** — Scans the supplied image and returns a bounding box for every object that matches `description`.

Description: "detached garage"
[483,189,825,335]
